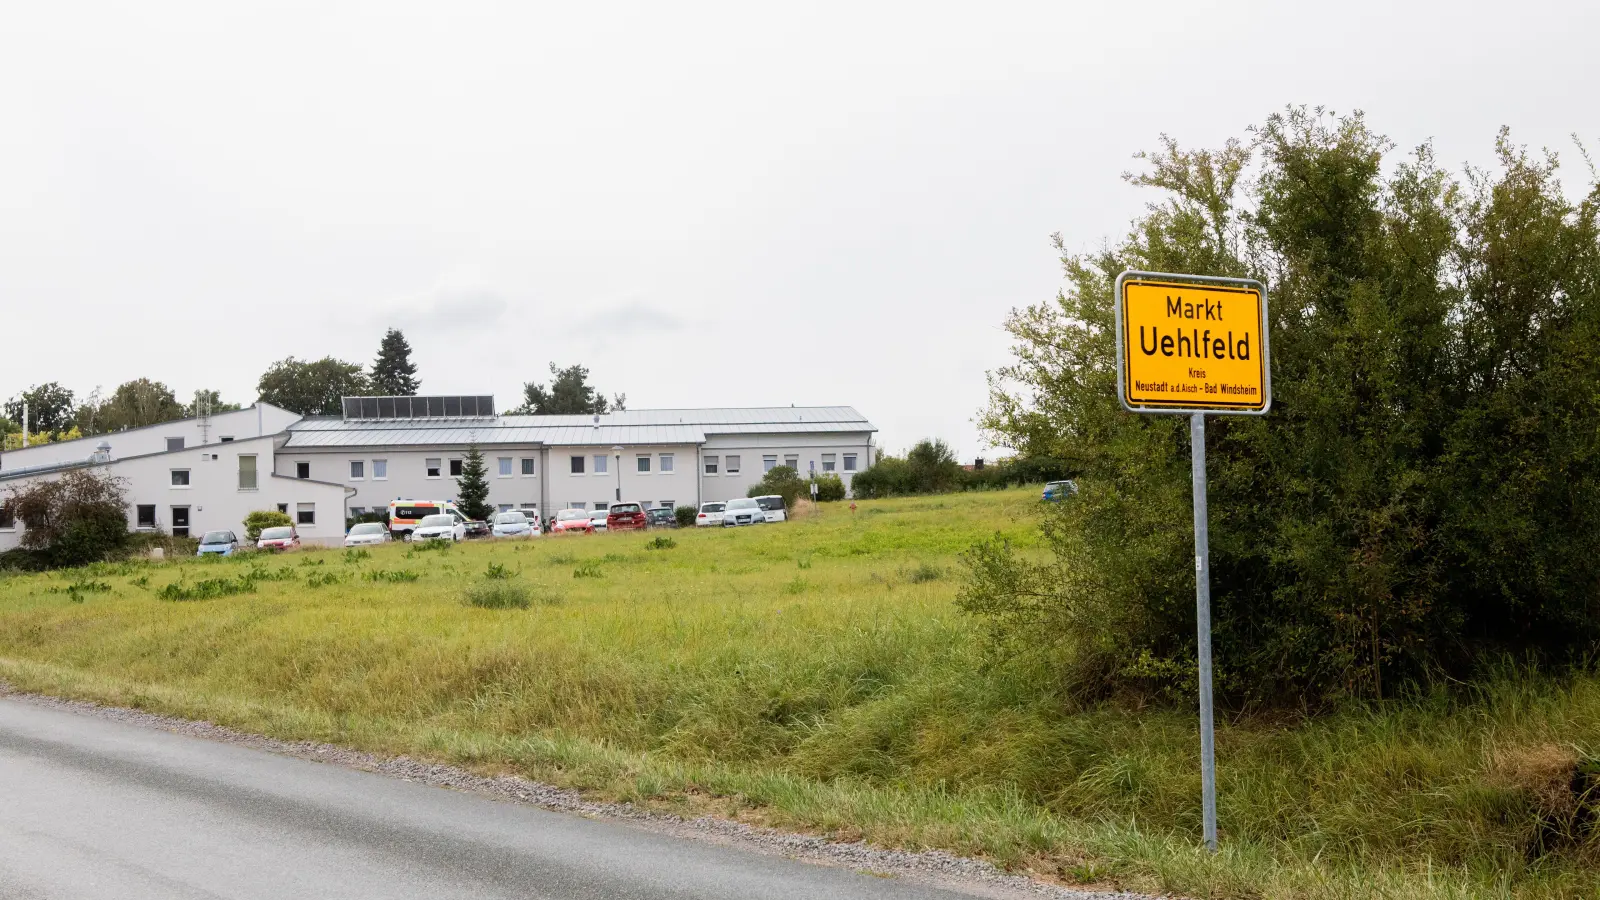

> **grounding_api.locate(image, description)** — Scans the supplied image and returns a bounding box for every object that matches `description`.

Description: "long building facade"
[0,399,875,549]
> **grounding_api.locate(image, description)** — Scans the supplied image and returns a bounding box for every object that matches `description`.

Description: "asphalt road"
[0,697,1027,900]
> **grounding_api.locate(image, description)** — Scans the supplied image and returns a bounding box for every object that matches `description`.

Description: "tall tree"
[510,363,623,415]
[4,383,76,436]
[256,357,370,416]
[454,445,492,521]
[370,328,421,396]
[93,379,186,432]
[181,390,242,418]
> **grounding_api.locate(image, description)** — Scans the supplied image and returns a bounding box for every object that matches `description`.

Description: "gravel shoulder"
[0,684,1161,900]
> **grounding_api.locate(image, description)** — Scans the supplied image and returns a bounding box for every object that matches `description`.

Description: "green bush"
[811,473,846,502]
[674,505,697,528]
[850,439,963,499]
[244,510,293,543]
[5,469,130,568]
[967,109,1600,706]
[747,465,806,507]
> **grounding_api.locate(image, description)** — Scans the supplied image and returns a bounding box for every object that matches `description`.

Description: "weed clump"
[305,571,345,588]
[484,562,515,580]
[364,569,421,583]
[464,580,532,609]
[902,562,943,583]
[343,548,371,563]
[50,578,113,603]
[158,576,257,601]
[573,561,603,579]
[646,536,677,551]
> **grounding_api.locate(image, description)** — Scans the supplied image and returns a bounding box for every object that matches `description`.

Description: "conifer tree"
[370,328,421,396]
[455,445,492,521]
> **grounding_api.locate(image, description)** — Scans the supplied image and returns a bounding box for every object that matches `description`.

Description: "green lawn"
[1,488,1597,898]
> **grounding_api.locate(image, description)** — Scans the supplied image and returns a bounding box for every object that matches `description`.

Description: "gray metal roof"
[281,406,874,450]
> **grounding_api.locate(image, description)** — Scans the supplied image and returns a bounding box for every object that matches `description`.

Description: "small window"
[498,457,513,477]
[166,437,185,452]
[373,459,388,480]
[571,502,585,510]
[0,503,15,529]
[349,460,365,480]
[763,455,777,472]
[595,501,610,512]
[297,503,315,525]
[426,458,442,478]
[660,453,674,473]
[136,505,156,528]
[277,503,289,514]
[822,453,836,472]
[349,507,365,516]
[239,454,258,490]
[521,457,536,476]
[220,436,234,443]
[844,453,858,471]
[570,456,585,474]
[637,455,650,473]
[704,456,718,475]
[171,469,191,486]
[726,455,741,475]
[498,503,513,512]
[449,459,463,477]
[784,454,799,470]
[296,461,310,479]
[593,454,607,474]
[660,500,673,510]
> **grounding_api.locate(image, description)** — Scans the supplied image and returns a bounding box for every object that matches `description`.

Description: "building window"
[449,459,463,477]
[593,454,608,474]
[785,454,799,471]
[426,458,442,478]
[297,503,315,526]
[844,453,858,471]
[373,459,387,480]
[637,455,650,473]
[296,461,310,479]
[498,457,513,477]
[763,455,777,472]
[822,453,836,472]
[596,501,609,512]
[349,460,365,480]
[660,500,674,510]
[703,456,718,475]
[276,503,288,514]
[219,436,234,443]
[171,469,191,487]
[137,505,157,528]
[660,453,674,473]
[521,457,536,476]
[571,502,585,510]
[166,437,185,452]
[726,455,741,475]
[0,503,14,530]
[570,456,585,474]
[349,507,365,517]
[498,503,513,512]
[238,455,258,490]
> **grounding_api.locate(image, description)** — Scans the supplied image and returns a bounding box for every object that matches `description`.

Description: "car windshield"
[701,503,725,513]
[419,515,454,527]
[349,523,385,535]
[201,531,233,544]
[727,498,758,510]
[494,513,526,524]
[610,504,641,515]
[260,527,292,540]
[557,510,588,521]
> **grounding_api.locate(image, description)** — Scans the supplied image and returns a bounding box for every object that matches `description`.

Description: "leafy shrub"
[646,536,676,551]
[244,510,292,543]
[463,580,532,609]
[158,575,257,601]
[674,505,697,528]
[747,465,806,507]
[304,571,344,588]
[483,562,515,579]
[6,469,130,568]
[342,548,371,563]
[812,473,846,502]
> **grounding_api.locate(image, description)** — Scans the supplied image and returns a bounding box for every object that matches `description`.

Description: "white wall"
[0,404,301,474]
[0,433,348,551]
[546,445,698,512]
[698,432,873,502]
[279,447,551,517]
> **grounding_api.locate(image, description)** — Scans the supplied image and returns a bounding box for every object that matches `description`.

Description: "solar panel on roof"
[341,395,497,420]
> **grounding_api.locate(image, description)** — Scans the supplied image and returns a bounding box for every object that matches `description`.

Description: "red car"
[550,509,596,534]
[256,525,301,551]
[606,502,646,531]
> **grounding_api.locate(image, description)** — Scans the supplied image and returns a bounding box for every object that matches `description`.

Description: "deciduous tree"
[510,363,623,415]
[256,357,370,416]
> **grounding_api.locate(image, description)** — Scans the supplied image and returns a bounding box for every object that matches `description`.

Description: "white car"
[588,509,609,532]
[343,522,392,547]
[752,495,788,523]
[411,513,465,542]
[721,497,766,527]
[695,501,726,527]
[492,511,540,538]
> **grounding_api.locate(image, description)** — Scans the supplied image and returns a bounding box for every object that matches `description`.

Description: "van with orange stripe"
[387,499,467,541]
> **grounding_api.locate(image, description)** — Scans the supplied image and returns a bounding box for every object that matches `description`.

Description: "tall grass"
[0,489,1596,898]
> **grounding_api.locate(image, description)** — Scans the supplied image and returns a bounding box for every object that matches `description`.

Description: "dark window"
[297,504,315,525]
[449,459,463,477]
[171,469,190,486]
[637,456,650,472]
[220,436,234,443]
[0,504,14,529]
[296,462,310,479]
[136,505,157,528]
[571,456,585,474]
[521,458,536,475]
[277,503,288,514]
[165,437,184,452]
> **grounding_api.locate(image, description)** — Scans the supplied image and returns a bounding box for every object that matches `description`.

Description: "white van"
[752,495,788,523]
[387,499,468,540]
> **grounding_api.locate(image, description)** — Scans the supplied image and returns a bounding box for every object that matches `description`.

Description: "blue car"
[1042,480,1077,502]
[197,530,240,556]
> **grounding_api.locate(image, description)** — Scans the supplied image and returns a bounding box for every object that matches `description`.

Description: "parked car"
[197,530,240,556]
[411,513,465,542]
[721,497,766,527]
[752,495,788,523]
[550,509,596,534]
[695,501,726,527]
[1043,480,1077,502]
[607,502,647,532]
[492,511,540,538]
[517,508,543,532]
[462,518,492,539]
[343,522,391,547]
[589,509,610,532]
[387,500,467,540]
[646,507,676,528]
[257,526,300,551]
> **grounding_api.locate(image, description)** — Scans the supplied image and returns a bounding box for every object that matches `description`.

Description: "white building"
[0,398,875,550]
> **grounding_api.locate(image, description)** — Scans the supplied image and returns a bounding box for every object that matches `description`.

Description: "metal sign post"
[1113,270,1271,854]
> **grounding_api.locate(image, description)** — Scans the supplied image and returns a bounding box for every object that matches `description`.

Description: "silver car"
[492,511,540,538]
[721,497,766,527]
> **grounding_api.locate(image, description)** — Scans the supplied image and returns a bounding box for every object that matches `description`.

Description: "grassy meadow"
[2,488,1599,898]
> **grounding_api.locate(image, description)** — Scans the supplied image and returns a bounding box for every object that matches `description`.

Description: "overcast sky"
[2,1,1595,456]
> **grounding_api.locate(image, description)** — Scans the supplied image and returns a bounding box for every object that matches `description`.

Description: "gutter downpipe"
[695,440,704,510]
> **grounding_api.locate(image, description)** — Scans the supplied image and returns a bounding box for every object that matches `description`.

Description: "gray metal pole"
[1190,412,1218,852]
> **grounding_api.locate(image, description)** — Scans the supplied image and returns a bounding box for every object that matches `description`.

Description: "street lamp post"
[612,445,623,503]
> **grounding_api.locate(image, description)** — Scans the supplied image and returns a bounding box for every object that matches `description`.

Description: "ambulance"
[387,499,468,540]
